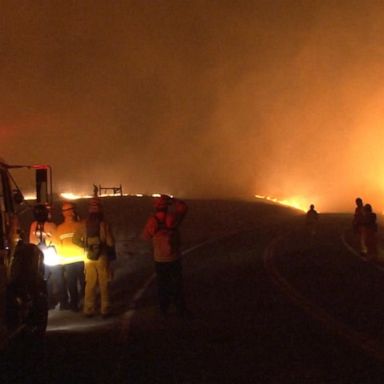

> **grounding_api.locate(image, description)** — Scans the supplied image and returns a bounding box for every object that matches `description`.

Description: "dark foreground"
[2,198,384,383]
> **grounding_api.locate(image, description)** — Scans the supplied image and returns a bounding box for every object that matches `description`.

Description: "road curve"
[264,234,384,363]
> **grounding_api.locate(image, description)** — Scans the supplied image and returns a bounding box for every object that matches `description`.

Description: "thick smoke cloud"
[2,1,384,212]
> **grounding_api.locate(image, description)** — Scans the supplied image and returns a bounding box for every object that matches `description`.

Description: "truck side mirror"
[13,189,24,205]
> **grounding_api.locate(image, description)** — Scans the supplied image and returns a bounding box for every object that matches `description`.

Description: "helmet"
[62,202,75,212]
[33,204,49,222]
[153,194,171,209]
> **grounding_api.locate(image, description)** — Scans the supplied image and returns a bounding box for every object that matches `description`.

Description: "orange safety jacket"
[142,199,187,263]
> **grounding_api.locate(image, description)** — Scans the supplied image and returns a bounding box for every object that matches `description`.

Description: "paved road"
[3,209,384,383]
[120,215,384,384]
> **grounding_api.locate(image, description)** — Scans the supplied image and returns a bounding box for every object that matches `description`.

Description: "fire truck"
[0,160,51,350]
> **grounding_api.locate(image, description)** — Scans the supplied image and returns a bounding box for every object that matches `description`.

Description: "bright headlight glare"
[43,247,60,266]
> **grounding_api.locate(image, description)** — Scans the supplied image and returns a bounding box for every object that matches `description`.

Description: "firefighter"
[353,197,367,256]
[73,198,115,318]
[142,195,189,317]
[361,203,378,261]
[305,204,319,237]
[29,204,67,309]
[56,202,85,312]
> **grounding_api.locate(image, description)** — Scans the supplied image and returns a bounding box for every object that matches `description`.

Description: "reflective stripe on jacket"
[56,221,85,265]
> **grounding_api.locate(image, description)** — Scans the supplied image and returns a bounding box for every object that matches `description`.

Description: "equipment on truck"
[0,160,52,350]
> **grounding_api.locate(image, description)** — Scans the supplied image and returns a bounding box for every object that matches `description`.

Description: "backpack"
[86,236,102,261]
[153,214,180,256]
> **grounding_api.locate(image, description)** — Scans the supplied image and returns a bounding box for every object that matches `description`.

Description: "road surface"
[2,199,384,383]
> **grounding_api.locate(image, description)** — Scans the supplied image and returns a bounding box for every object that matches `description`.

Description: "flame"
[60,192,151,200]
[255,194,308,212]
[151,193,174,198]
[60,192,93,200]
[61,191,310,212]
[24,193,36,201]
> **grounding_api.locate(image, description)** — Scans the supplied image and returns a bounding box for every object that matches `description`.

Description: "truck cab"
[0,160,50,350]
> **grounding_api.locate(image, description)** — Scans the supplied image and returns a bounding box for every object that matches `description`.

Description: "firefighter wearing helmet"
[142,195,189,317]
[56,202,85,312]
[73,198,115,318]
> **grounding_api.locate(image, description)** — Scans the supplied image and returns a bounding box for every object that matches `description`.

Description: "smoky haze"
[2,1,384,212]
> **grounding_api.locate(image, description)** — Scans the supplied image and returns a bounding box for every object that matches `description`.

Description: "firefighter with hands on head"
[29,204,68,310]
[142,194,189,318]
[56,202,85,312]
[73,198,115,318]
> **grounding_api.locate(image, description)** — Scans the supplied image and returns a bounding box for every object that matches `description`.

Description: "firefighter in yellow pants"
[73,198,115,318]
[56,202,85,312]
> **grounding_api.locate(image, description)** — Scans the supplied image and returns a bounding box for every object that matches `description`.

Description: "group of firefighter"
[27,193,189,319]
[305,198,380,261]
[353,197,379,261]
[27,192,379,319]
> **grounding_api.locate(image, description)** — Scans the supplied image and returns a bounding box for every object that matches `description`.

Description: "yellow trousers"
[84,255,111,315]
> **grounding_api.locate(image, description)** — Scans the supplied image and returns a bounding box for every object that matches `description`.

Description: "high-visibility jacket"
[56,220,85,265]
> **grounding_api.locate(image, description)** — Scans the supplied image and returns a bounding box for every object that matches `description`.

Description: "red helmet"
[153,194,171,209]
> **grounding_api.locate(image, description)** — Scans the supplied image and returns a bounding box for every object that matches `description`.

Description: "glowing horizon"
[4,2,384,215]
[255,194,308,212]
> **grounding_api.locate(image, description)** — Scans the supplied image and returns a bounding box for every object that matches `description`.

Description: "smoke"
[2,1,384,212]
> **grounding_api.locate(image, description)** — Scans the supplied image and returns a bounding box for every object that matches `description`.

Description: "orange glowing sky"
[2,1,384,212]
